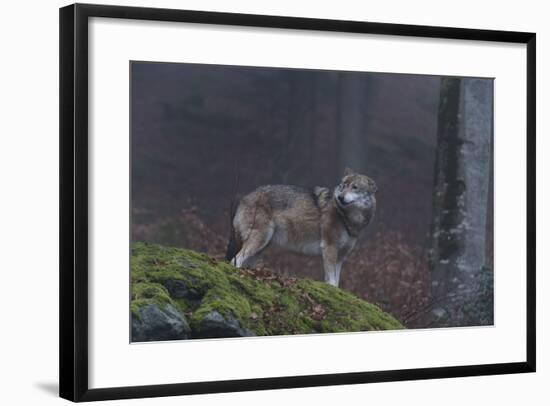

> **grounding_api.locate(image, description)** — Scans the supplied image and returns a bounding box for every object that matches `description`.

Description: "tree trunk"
[309,71,341,186]
[337,73,373,175]
[428,77,493,326]
[278,71,316,184]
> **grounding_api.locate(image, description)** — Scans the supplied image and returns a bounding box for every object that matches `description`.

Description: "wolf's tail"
[226,162,242,263]
[225,199,242,262]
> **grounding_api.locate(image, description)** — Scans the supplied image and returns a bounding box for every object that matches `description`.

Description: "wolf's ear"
[343,167,354,176]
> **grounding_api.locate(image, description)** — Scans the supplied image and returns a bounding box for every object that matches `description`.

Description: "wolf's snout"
[337,195,347,205]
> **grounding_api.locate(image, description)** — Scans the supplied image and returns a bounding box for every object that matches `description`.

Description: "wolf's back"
[253,184,316,210]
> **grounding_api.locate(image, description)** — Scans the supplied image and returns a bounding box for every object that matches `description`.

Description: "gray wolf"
[226,169,377,287]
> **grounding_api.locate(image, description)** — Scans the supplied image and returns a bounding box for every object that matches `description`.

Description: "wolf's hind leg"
[233,224,274,268]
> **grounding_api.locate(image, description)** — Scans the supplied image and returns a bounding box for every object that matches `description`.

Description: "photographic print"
[130,62,494,342]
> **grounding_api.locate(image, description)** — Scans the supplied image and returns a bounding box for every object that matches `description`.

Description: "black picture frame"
[59,3,536,402]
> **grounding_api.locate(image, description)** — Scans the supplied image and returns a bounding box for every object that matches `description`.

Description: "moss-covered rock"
[131,242,404,341]
[132,303,191,342]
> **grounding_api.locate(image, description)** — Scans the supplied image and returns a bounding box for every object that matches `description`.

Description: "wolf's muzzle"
[337,195,350,206]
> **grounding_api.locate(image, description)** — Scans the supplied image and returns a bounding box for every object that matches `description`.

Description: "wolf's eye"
[351,184,358,190]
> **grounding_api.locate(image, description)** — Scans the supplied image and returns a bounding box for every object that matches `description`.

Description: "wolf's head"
[334,168,377,210]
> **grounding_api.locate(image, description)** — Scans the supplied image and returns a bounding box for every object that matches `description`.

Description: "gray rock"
[194,310,256,338]
[132,304,191,342]
[161,279,202,303]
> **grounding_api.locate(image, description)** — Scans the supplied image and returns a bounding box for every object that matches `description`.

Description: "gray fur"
[227,169,377,287]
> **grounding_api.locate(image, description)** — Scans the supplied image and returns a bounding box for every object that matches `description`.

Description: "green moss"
[296,279,404,332]
[130,282,176,319]
[130,242,404,336]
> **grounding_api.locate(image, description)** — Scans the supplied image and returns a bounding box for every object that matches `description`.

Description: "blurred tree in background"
[428,77,494,327]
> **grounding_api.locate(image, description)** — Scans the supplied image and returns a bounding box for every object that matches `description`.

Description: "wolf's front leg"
[334,262,343,287]
[321,244,339,287]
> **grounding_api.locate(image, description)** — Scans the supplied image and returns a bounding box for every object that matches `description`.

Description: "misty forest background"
[131,62,494,328]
